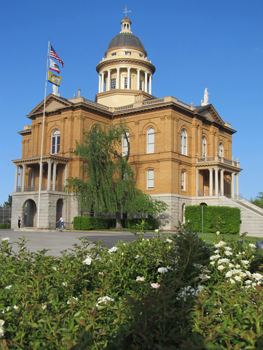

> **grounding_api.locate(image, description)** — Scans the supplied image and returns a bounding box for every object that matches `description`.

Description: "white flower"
[214,249,219,253]
[5,285,12,289]
[241,260,250,265]
[13,305,18,310]
[229,263,234,268]
[41,304,47,310]
[62,282,68,286]
[224,246,232,251]
[246,271,252,277]
[2,237,10,242]
[136,276,145,282]
[158,267,168,273]
[195,285,204,296]
[239,272,247,278]
[234,276,241,282]
[151,283,160,289]
[95,296,114,307]
[210,255,221,260]
[225,251,233,256]
[210,261,215,266]
[135,255,141,259]
[199,274,210,280]
[230,278,235,284]
[0,320,5,337]
[218,265,225,271]
[166,239,172,243]
[155,229,159,233]
[67,297,78,305]
[83,257,92,265]
[225,271,233,278]
[98,272,104,276]
[216,231,220,235]
[193,264,203,269]
[108,246,118,253]
[218,258,230,264]
[245,280,252,285]
[235,264,241,268]
[252,273,263,281]
[249,243,256,249]
[52,267,57,271]
[214,241,226,248]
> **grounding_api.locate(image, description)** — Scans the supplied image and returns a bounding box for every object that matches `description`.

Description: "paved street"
[0,229,159,256]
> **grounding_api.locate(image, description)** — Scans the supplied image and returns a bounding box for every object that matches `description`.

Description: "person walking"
[57,216,66,230]
[18,216,21,228]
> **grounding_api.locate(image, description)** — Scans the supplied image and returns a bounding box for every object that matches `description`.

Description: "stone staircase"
[219,197,263,237]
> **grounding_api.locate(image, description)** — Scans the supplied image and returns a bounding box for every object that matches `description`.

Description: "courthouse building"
[11,16,245,230]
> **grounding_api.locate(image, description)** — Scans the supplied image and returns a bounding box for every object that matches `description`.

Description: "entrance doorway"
[23,199,37,227]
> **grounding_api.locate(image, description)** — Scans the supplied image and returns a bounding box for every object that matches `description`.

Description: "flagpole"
[37,39,50,228]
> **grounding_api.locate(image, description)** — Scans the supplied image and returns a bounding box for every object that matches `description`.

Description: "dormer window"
[125,51,131,55]
[111,52,116,56]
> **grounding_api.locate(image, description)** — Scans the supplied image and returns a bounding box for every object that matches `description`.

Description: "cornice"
[12,155,71,165]
[96,58,156,74]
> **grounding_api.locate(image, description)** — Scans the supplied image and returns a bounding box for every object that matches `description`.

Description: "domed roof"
[107,32,145,51]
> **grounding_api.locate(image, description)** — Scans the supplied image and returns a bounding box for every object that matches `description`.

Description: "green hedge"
[73,216,158,230]
[0,223,11,229]
[185,205,241,234]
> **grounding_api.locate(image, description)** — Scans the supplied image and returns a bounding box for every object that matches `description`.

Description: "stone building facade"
[11,17,242,230]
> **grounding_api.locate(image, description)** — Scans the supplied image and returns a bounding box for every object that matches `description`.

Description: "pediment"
[195,104,224,125]
[28,94,73,118]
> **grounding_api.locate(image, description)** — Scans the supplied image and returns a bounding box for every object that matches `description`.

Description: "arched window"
[122,132,130,156]
[147,128,154,154]
[180,129,187,155]
[202,136,207,157]
[147,169,154,189]
[219,142,223,157]
[51,130,60,154]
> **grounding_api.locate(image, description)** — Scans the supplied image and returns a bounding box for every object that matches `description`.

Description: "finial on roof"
[123,6,131,17]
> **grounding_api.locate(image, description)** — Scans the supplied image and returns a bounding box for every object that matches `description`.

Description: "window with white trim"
[51,130,60,154]
[147,128,154,154]
[181,171,186,190]
[147,169,154,189]
[219,142,224,157]
[124,77,131,89]
[111,78,116,90]
[139,80,143,90]
[202,136,207,157]
[122,132,130,156]
[180,129,187,155]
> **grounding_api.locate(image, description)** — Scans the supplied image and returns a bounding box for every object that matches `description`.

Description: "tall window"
[180,129,187,155]
[51,130,60,154]
[124,77,131,89]
[140,80,143,90]
[181,171,186,190]
[122,132,130,156]
[219,142,224,157]
[202,136,207,157]
[111,78,116,90]
[147,128,154,153]
[147,170,154,189]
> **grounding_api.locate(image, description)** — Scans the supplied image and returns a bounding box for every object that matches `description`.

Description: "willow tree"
[67,122,167,228]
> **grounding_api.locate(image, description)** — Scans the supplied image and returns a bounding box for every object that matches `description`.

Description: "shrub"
[185,205,241,234]
[122,218,158,230]
[0,223,10,229]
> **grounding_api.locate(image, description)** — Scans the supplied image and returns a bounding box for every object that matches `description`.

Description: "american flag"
[50,45,64,67]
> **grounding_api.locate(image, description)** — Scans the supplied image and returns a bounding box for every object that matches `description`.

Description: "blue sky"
[0,0,262,205]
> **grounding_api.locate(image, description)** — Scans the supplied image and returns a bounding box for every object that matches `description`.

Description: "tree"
[3,195,12,208]
[66,122,168,228]
[250,192,263,209]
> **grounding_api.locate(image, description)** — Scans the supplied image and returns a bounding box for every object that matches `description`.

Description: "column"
[149,74,152,95]
[22,164,27,192]
[52,162,58,191]
[214,167,219,196]
[98,74,101,93]
[101,72,105,92]
[220,169,224,196]
[127,67,131,89]
[231,172,235,198]
[209,168,213,196]
[47,161,53,191]
[236,173,239,199]
[196,169,199,197]
[144,71,148,93]
[14,164,18,192]
[137,68,140,90]
[31,168,35,189]
[64,163,69,187]
[107,69,111,91]
[19,166,22,188]
[117,67,120,89]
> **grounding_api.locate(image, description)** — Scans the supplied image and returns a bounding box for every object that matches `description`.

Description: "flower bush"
[0,232,262,349]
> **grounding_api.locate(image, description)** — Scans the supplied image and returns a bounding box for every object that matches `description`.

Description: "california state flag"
[49,59,60,74]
